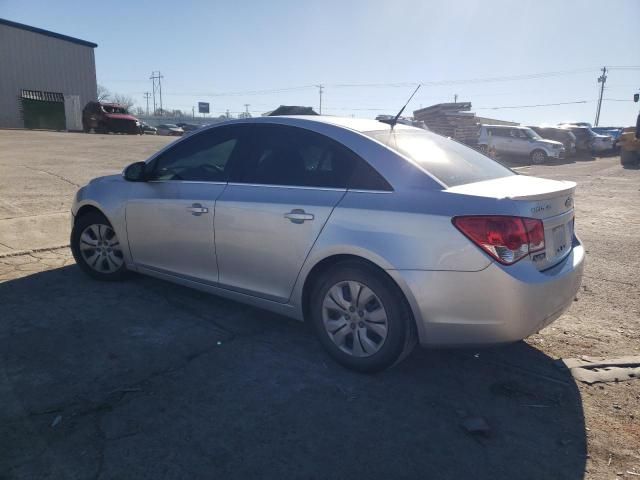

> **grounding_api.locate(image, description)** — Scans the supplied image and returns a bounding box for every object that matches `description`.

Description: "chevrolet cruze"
[71,116,584,372]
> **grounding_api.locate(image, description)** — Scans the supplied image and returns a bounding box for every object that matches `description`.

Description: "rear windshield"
[363,129,514,187]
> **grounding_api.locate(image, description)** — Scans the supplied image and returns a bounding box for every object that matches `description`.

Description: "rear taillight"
[452,216,545,265]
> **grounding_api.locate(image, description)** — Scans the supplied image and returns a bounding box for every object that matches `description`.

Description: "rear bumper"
[391,240,585,347]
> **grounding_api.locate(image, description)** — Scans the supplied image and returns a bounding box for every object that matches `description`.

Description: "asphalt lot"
[0,130,639,479]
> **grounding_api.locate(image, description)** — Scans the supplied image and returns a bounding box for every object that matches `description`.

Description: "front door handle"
[284,209,314,224]
[187,203,208,216]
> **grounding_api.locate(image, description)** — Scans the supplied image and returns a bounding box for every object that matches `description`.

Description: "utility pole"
[594,66,607,127]
[454,94,458,104]
[244,104,250,117]
[315,84,324,114]
[150,71,164,115]
[192,106,195,119]
[143,92,151,116]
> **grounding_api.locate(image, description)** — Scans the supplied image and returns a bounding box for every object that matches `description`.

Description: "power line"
[329,68,597,89]
[475,100,590,110]
[127,67,605,99]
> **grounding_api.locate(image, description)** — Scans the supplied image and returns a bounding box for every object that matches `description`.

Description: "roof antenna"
[386,84,421,128]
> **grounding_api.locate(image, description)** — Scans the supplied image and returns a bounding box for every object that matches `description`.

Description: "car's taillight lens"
[452,216,545,265]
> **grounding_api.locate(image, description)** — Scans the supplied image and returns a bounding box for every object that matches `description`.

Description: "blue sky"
[2,0,639,125]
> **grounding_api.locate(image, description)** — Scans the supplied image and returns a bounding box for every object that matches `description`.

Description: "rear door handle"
[284,209,314,224]
[187,203,208,216]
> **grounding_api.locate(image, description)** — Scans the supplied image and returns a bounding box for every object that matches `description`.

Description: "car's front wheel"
[530,149,548,164]
[71,211,127,281]
[309,261,416,372]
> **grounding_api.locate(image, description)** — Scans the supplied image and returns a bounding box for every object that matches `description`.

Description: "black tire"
[530,149,548,165]
[309,261,416,373]
[71,211,128,281]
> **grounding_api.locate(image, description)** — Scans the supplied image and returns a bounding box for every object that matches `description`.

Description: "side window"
[491,128,507,137]
[231,125,359,188]
[349,157,393,191]
[148,126,245,182]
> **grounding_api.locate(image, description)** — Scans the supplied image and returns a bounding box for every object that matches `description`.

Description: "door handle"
[187,203,208,216]
[284,209,314,224]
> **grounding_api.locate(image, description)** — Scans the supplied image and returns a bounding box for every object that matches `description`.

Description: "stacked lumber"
[413,102,480,146]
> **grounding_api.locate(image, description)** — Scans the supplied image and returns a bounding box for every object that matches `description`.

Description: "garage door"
[21,90,66,130]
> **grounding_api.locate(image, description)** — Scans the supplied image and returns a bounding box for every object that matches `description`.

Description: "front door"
[511,128,530,155]
[214,124,359,302]
[126,124,250,283]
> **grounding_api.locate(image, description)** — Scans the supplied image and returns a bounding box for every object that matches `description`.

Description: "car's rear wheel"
[530,149,547,164]
[309,261,416,372]
[71,211,127,281]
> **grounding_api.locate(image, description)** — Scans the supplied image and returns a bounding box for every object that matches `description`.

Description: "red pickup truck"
[82,102,141,134]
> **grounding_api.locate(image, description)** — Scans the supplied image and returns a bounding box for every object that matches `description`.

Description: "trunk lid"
[447,175,576,270]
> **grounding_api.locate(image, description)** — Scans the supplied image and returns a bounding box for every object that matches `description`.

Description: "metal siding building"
[0,18,98,130]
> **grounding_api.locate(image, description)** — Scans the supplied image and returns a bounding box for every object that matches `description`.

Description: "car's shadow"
[0,266,586,480]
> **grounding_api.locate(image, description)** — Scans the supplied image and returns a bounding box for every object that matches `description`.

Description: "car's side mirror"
[634,93,639,103]
[123,161,147,182]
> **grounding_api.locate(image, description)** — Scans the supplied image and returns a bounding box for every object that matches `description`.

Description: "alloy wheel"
[321,280,388,357]
[78,224,124,274]
[532,150,546,164]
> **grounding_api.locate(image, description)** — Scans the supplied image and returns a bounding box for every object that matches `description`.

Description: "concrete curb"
[0,244,70,259]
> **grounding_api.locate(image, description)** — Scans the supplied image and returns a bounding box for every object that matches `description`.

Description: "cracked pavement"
[0,130,174,254]
[0,131,639,479]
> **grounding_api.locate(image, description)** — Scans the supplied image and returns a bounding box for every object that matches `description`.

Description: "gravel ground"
[0,131,638,479]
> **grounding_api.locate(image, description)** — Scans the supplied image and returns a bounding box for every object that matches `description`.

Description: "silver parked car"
[70,116,584,372]
[156,124,184,136]
[478,125,565,164]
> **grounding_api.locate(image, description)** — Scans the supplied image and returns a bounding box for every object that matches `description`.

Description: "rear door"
[126,125,250,283]
[489,127,510,154]
[214,124,358,302]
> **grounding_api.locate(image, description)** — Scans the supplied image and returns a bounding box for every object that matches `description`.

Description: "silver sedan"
[70,116,584,372]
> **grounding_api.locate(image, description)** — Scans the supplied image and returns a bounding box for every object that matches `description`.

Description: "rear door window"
[230,124,389,189]
[364,129,514,187]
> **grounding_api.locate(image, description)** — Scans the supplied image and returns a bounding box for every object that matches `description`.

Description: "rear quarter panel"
[290,188,520,311]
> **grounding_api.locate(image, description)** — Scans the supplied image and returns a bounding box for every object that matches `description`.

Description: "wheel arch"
[74,204,107,224]
[299,253,420,337]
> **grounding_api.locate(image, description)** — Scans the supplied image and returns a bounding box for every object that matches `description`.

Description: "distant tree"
[154,108,170,116]
[97,84,110,102]
[171,109,184,117]
[134,106,145,116]
[111,93,135,110]
[237,111,252,119]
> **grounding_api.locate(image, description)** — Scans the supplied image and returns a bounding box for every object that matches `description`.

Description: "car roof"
[235,115,417,134]
[482,124,524,129]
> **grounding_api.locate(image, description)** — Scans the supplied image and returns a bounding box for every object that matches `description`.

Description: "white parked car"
[478,125,565,164]
[156,124,184,136]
